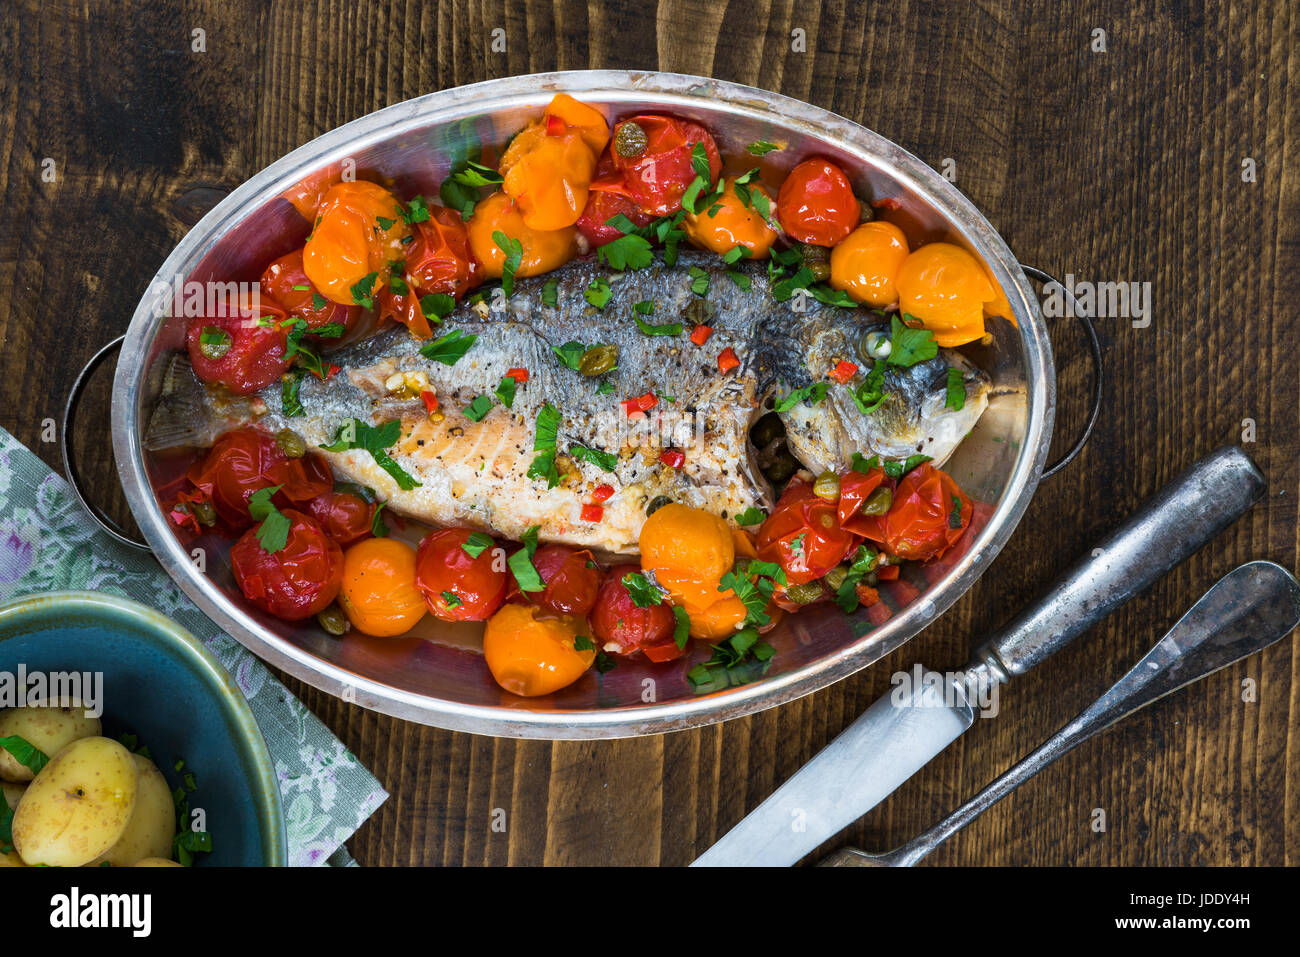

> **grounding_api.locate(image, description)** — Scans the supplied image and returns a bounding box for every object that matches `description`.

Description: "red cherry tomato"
[506,544,601,617]
[837,468,887,526]
[414,528,508,621]
[186,428,333,529]
[186,292,290,395]
[230,509,343,621]
[776,159,860,246]
[755,480,856,585]
[878,464,973,562]
[259,249,361,334]
[602,115,722,217]
[304,490,375,548]
[577,152,654,246]
[406,205,482,299]
[589,563,678,657]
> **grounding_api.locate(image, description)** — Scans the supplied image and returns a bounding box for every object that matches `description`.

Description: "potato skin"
[0,703,102,782]
[0,850,24,867]
[90,754,176,866]
[11,736,138,867]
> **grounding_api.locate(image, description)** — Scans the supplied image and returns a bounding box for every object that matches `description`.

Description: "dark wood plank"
[0,0,1294,867]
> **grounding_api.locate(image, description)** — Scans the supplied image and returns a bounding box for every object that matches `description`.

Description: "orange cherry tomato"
[338,538,426,637]
[482,604,595,697]
[683,177,779,259]
[377,205,482,340]
[302,181,409,306]
[543,93,610,156]
[895,242,995,347]
[776,159,860,246]
[499,115,599,231]
[638,504,735,615]
[414,527,508,621]
[281,165,342,221]
[260,248,361,334]
[829,221,910,308]
[466,191,577,280]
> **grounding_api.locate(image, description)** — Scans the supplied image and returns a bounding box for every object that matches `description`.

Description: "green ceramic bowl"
[0,591,285,866]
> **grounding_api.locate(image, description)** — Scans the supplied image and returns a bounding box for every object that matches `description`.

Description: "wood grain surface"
[0,0,1295,866]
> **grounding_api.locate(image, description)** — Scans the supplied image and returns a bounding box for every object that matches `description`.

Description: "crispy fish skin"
[236,251,988,554]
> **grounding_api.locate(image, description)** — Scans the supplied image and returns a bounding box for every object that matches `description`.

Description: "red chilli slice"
[829,360,858,384]
[591,484,615,503]
[581,503,604,522]
[659,449,685,469]
[420,391,440,413]
[506,367,529,382]
[690,325,713,346]
[717,347,740,373]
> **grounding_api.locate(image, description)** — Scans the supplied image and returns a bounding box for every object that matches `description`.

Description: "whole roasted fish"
[174,251,989,555]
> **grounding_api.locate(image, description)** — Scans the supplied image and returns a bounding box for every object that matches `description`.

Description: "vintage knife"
[692,445,1265,867]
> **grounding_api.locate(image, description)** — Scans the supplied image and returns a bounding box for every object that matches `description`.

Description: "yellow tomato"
[302,181,408,306]
[467,191,578,279]
[684,177,779,259]
[638,504,735,615]
[829,221,909,307]
[543,93,610,155]
[483,604,595,697]
[338,538,426,637]
[500,122,598,230]
[895,242,996,347]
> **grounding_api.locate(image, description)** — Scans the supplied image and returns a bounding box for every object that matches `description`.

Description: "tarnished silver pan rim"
[112,70,1053,738]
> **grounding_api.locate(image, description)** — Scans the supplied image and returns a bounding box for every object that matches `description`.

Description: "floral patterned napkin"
[0,427,387,866]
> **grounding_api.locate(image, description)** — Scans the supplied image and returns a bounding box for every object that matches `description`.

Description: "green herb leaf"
[945,367,966,411]
[508,525,544,591]
[746,140,779,156]
[419,328,478,365]
[598,233,655,271]
[688,266,710,296]
[463,395,494,422]
[883,454,932,478]
[887,314,939,367]
[672,605,691,650]
[733,507,766,526]
[634,314,683,337]
[495,375,517,409]
[320,419,421,490]
[402,195,431,224]
[350,272,379,308]
[775,382,830,412]
[0,735,50,777]
[281,370,306,417]
[493,230,524,297]
[850,452,881,474]
[584,277,613,309]
[622,572,666,608]
[461,531,495,559]
[419,293,456,323]
[541,277,559,307]
[569,444,618,472]
[311,292,328,311]
[553,340,586,370]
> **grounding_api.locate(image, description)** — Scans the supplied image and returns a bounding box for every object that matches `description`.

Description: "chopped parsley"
[687,628,775,692]
[248,485,291,553]
[584,277,613,309]
[672,605,691,650]
[462,531,495,558]
[688,266,710,296]
[493,231,523,297]
[746,140,780,156]
[850,452,881,474]
[887,314,939,367]
[569,444,618,472]
[321,419,421,490]
[419,328,478,365]
[0,735,50,778]
[350,272,379,309]
[775,382,830,412]
[508,525,544,592]
[541,277,559,307]
[883,454,932,479]
[733,506,766,526]
[420,293,456,322]
[281,370,306,417]
[598,232,654,271]
[463,395,494,422]
[622,571,666,608]
[495,375,517,409]
[945,367,966,411]
[553,340,586,370]
[526,404,562,488]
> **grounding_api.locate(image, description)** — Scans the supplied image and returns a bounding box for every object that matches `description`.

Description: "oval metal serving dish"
[111,71,1054,738]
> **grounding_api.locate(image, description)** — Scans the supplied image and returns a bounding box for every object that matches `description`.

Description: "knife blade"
[692,445,1265,867]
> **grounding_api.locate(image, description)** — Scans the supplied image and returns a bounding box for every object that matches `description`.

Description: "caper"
[317,606,350,637]
[190,499,217,527]
[823,565,849,591]
[808,260,831,282]
[861,486,893,515]
[198,326,231,360]
[798,243,832,282]
[646,495,674,517]
[786,581,824,605]
[613,121,648,158]
[764,450,799,483]
[275,428,307,459]
[579,344,619,377]
[858,200,875,223]
[813,470,841,500]
[750,412,785,449]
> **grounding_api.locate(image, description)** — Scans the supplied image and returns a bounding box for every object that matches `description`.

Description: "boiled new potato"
[0,701,101,782]
[90,754,175,866]
[12,736,137,867]
[0,850,24,867]
[133,857,182,867]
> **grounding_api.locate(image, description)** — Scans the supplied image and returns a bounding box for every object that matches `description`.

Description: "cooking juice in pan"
[157,94,1005,698]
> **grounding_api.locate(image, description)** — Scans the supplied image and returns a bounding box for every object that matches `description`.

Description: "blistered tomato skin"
[338,538,426,637]
[302,181,409,306]
[829,221,910,308]
[499,120,599,231]
[638,504,736,614]
[466,192,578,280]
[683,177,779,259]
[607,114,723,216]
[186,427,333,529]
[259,249,361,333]
[414,528,508,621]
[304,490,374,548]
[589,563,677,655]
[482,604,595,697]
[230,510,344,621]
[895,242,995,347]
[186,293,291,395]
[877,463,973,562]
[756,480,856,585]
[577,176,654,247]
[405,206,482,300]
[508,544,602,617]
[776,159,860,246]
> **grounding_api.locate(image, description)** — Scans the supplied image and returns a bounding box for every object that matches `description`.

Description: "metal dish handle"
[1021,265,1103,478]
[61,335,153,552]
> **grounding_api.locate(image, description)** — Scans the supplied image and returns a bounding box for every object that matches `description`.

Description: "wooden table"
[3,0,1295,865]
